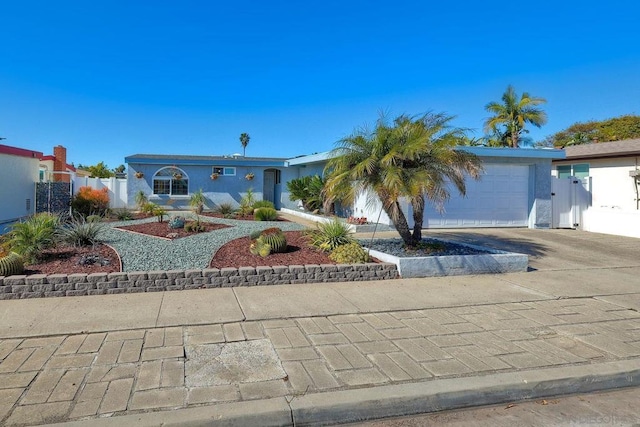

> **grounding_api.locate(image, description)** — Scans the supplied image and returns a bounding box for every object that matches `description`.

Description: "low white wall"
[582,208,640,239]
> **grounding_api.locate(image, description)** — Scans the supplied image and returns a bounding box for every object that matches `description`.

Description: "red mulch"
[23,244,121,275]
[210,231,336,268]
[115,221,230,240]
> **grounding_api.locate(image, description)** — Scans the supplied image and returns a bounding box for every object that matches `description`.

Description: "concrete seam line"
[289,360,640,426]
[232,287,248,322]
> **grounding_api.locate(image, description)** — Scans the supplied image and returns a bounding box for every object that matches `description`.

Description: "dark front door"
[263,170,276,204]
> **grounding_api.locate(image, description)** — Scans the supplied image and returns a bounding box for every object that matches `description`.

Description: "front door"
[263,170,275,204]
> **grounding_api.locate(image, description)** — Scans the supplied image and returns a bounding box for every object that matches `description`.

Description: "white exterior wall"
[587,158,639,211]
[0,153,38,225]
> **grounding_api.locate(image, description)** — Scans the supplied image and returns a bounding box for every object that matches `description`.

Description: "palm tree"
[324,113,483,247]
[239,133,250,156]
[484,85,547,148]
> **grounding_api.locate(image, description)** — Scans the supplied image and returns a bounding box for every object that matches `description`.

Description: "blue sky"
[1,1,639,169]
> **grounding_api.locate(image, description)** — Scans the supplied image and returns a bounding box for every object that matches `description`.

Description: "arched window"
[152,167,189,195]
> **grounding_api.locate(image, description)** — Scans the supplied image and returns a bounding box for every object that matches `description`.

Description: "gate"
[35,182,73,215]
[551,177,591,228]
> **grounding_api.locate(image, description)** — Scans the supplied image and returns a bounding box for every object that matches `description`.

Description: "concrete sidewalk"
[0,229,639,426]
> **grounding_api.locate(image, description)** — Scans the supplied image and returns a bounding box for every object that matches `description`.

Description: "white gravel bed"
[101,216,306,271]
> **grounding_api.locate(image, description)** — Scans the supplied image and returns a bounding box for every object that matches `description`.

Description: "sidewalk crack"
[232,288,247,322]
[154,292,166,327]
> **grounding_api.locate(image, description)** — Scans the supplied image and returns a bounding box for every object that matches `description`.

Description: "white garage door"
[422,164,530,228]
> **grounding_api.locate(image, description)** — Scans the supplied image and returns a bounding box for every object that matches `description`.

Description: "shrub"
[329,242,370,264]
[57,216,105,247]
[72,187,110,217]
[214,203,236,217]
[287,175,325,212]
[86,215,102,223]
[6,213,60,263]
[254,207,278,221]
[111,208,134,221]
[253,200,275,210]
[305,219,355,252]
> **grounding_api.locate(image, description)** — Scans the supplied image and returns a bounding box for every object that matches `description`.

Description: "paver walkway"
[0,228,639,426]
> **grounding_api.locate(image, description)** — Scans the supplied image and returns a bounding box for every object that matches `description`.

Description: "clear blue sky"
[1,1,639,169]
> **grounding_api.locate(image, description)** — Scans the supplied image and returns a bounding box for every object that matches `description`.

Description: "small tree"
[135,190,148,211]
[240,133,250,157]
[189,189,207,215]
[85,162,115,178]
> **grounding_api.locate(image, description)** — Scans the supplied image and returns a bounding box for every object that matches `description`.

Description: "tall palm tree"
[239,133,250,156]
[484,85,547,148]
[324,113,483,247]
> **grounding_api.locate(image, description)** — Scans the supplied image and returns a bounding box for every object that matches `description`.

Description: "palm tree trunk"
[377,190,413,246]
[411,195,424,244]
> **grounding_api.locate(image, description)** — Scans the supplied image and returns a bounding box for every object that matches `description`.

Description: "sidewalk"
[0,229,639,426]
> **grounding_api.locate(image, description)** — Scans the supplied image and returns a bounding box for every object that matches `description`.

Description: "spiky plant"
[57,216,106,247]
[6,213,60,263]
[305,219,355,252]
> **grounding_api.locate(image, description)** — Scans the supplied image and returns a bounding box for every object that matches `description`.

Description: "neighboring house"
[39,145,76,182]
[0,144,42,231]
[552,139,640,238]
[127,147,564,229]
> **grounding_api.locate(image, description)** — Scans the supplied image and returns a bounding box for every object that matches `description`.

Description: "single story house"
[126,146,564,229]
[0,144,77,232]
[552,138,640,238]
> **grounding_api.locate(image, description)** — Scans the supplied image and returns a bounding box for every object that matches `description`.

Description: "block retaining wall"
[0,263,399,300]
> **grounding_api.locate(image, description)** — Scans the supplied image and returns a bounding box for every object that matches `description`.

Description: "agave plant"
[305,219,355,252]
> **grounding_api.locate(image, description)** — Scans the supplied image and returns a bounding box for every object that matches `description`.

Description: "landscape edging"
[0,263,399,299]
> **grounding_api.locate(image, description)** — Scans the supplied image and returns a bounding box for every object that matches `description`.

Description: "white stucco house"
[552,138,640,238]
[0,144,42,232]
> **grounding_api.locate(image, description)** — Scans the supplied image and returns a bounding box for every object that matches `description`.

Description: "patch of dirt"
[24,244,121,275]
[115,221,231,239]
[210,231,337,268]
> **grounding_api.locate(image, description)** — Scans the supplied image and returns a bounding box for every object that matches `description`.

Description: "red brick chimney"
[53,145,69,182]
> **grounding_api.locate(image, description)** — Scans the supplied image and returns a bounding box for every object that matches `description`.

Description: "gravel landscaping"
[362,238,491,257]
[103,215,306,271]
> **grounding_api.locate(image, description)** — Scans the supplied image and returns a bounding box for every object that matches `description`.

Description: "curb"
[49,359,640,426]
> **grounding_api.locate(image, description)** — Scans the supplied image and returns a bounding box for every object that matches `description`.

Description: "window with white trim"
[212,166,236,176]
[152,167,188,195]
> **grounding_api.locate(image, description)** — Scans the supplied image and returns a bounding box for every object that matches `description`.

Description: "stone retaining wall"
[0,263,399,300]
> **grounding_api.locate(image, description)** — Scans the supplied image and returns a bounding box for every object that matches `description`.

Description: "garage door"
[422,164,530,228]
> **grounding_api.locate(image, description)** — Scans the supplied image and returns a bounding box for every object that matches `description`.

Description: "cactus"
[0,252,24,276]
[329,242,370,264]
[249,239,272,257]
[258,228,287,253]
[249,230,263,240]
[168,216,186,229]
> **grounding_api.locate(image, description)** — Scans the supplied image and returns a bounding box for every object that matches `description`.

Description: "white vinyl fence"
[73,177,128,209]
